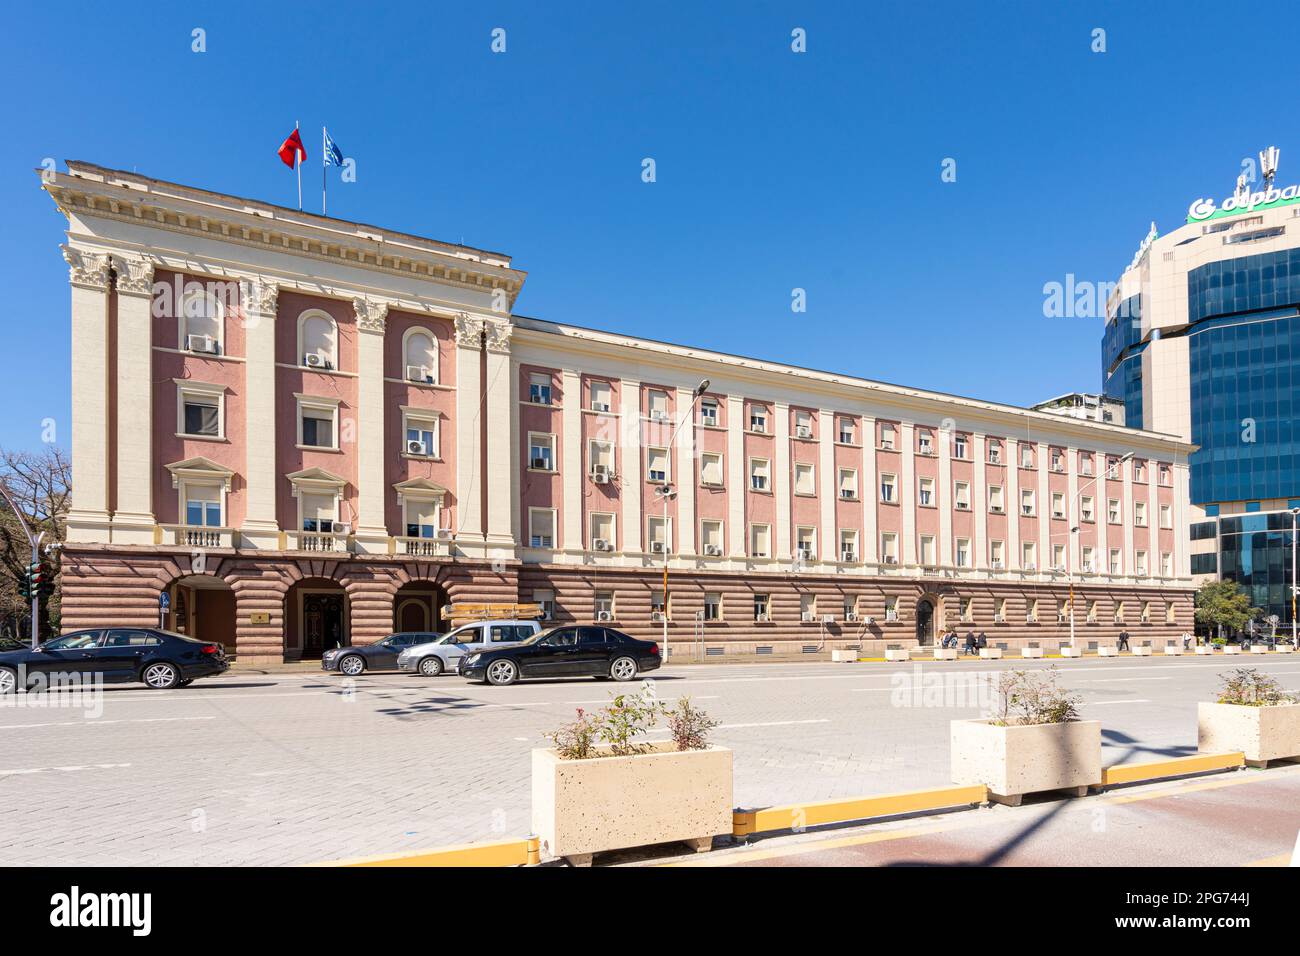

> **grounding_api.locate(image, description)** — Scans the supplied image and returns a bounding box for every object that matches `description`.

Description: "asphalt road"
[0,654,1297,865]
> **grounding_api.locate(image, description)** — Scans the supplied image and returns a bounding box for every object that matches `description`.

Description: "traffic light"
[16,562,38,602]
[34,561,54,599]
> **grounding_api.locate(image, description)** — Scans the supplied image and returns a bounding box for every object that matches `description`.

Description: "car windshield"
[522,627,566,645]
[41,634,102,650]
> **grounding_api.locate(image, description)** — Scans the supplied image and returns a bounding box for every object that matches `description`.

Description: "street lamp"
[657,379,709,665]
[1065,451,1134,649]
[1291,508,1299,647]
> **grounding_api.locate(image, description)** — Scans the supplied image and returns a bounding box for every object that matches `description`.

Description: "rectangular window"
[700,452,723,486]
[590,512,615,550]
[955,537,970,568]
[988,440,1002,464]
[301,491,337,533]
[1108,499,1121,524]
[749,405,767,433]
[703,592,722,622]
[800,593,816,620]
[403,498,439,538]
[994,597,1007,623]
[919,534,936,567]
[1140,601,1151,624]
[794,410,813,438]
[528,373,552,405]
[1135,551,1148,575]
[1027,598,1039,623]
[699,399,718,427]
[647,446,669,483]
[838,418,854,444]
[651,589,668,619]
[1022,542,1037,569]
[589,440,614,476]
[648,389,669,421]
[838,468,858,499]
[1159,464,1170,485]
[954,480,970,510]
[953,434,968,460]
[184,484,222,528]
[990,539,1005,568]
[1080,454,1093,476]
[1114,601,1125,624]
[1082,546,1095,573]
[1166,602,1176,624]
[1134,501,1147,527]
[528,433,555,471]
[589,380,612,412]
[750,523,771,558]
[794,462,815,496]
[918,476,934,506]
[1109,548,1121,574]
[1052,543,1065,570]
[1087,600,1098,624]
[1020,444,1034,469]
[404,413,439,458]
[989,485,1004,513]
[1081,495,1094,522]
[1051,492,1065,519]
[528,509,555,548]
[1020,489,1035,516]
[880,473,897,503]
[839,529,858,563]
[750,458,770,491]
[300,405,335,449]
[918,430,932,455]
[700,519,723,553]
[533,589,555,620]
[960,597,973,622]
[880,532,898,564]
[885,596,899,622]
[181,392,221,437]
[753,593,770,622]
[1159,504,1172,529]
[879,423,896,450]
[1161,552,1173,576]
[647,515,670,552]
[795,527,816,562]
[594,591,615,621]
[1051,449,1063,472]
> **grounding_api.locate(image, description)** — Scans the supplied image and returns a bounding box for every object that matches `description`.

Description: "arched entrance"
[285,578,349,660]
[165,574,236,653]
[916,598,936,645]
[393,582,447,635]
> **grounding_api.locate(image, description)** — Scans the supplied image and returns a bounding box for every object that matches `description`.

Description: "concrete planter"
[1194,645,1214,655]
[1223,645,1242,655]
[1276,645,1295,654]
[532,744,733,865]
[1250,645,1270,655]
[1060,647,1083,658]
[1197,702,1300,768]
[1164,645,1183,656]
[831,649,858,663]
[1021,646,1044,659]
[950,718,1102,806]
[1131,645,1153,656]
[979,647,1003,659]
[1099,645,1119,657]
[885,648,910,662]
[933,647,957,661]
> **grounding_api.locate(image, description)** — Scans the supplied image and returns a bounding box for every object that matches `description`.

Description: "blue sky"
[0,1,1289,452]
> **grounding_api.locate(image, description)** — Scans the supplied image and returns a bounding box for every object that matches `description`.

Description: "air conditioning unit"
[406,365,433,384]
[436,528,452,540]
[796,426,812,439]
[304,353,325,368]
[840,490,855,499]
[886,613,899,622]
[992,560,1004,570]
[993,614,1005,624]
[1024,562,1037,571]
[592,402,610,412]
[651,611,665,623]
[821,614,835,624]
[883,555,898,565]
[187,334,216,354]
[531,457,549,470]
[593,538,611,552]
[332,522,351,536]
[650,541,666,554]
[704,544,722,556]
[651,410,668,422]
[801,611,815,622]
[845,611,859,623]
[841,550,856,563]
[596,610,612,622]
[797,549,814,562]
[406,439,427,456]
[756,613,770,623]
[591,465,610,484]
[752,423,766,434]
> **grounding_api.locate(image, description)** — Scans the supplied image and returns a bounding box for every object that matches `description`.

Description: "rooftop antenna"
[1261,145,1281,187]
[1235,171,1250,204]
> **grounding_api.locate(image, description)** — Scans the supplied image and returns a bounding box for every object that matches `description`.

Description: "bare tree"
[0,446,71,640]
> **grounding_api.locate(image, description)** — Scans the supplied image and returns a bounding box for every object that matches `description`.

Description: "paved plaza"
[1,655,1298,865]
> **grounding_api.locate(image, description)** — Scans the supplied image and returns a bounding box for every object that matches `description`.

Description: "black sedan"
[460,625,660,686]
[322,632,438,675]
[0,628,229,692]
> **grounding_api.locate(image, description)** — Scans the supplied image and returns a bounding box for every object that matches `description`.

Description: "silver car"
[398,619,541,676]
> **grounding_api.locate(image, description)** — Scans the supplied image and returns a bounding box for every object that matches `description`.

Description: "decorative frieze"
[113,255,155,297]
[353,296,390,334]
[454,312,512,352]
[239,277,279,317]
[62,245,111,291]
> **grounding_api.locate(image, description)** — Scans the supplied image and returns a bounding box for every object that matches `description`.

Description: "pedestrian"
[963,631,977,656]
[977,632,988,650]
[1117,629,1130,652]
[1181,630,1192,650]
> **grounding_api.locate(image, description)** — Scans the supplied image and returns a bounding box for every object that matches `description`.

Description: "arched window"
[402,328,437,384]
[180,287,223,354]
[298,311,338,370]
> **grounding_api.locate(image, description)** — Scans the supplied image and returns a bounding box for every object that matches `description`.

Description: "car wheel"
[0,667,17,694]
[418,656,444,677]
[142,662,181,689]
[486,659,519,686]
[609,656,638,682]
[339,655,366,676]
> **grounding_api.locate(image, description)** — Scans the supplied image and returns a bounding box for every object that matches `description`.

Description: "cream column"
[818,408,836,563]
[726,395,745,558]
[110,255,156,544]
[63,246,113,543]
[1122,458,1135,579]
[621,379,642,554]
[353,299,390,553]
[1005,445,1020,570]
[1067,448,1080,571]
[239,278,280,548]
[937,425,953,567]
[562,368,583,553]
[973,434,987,570]
[1174,461,1190,578]
[1095,450,1109,576]
[900,422,916,567]
[453,315,485,549]
[482,322,515,558]
[675,386,697,556]
[861,415,877,565]
[1147,473,1159,580]
[1037,442,1050,570]
[773,402,791,560]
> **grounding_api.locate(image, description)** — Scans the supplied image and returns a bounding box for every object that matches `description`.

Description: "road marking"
[0,716,216,730]
[1086,699,1152,706]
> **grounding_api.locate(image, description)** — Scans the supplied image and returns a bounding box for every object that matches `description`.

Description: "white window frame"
[794,526,816,562]
[1051,491,1065,519]
[750,522,771,558]
[647,515,672,552]
[589,379,612,413]
[646,446,670,483]
[588,439,615,477]
[699,399,719,427]
[1020,489,1036,517]
[839,528,859,563]
[528,372,553,405]
[880,473,897,503]
[179,479,225,529]
[838,418,854,444]
[295,394,341,450]
[880,532,898,563]
[918,476,935,507]
[589,511,616,551]
[749,457,770,492]
[838,467,858,500]
[793,462,816,496]
[401,407,440,459]
[749,405,768,433]
[700,519,724,553]
[179,287,225,354]
[528,432,557,472]
[955,537,971,568]
[527,508,557,548]
[1159,504,1173,529]
[919,534,937,567]
[175,379,226,440]
[700,451,724,487]
[954,480,970,510]
[988,485,1004,513]
[401,327,439,384]
[297,309,339,370]
[879,423,896,450]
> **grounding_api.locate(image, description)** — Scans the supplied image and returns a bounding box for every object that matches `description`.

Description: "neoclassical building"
[45,162,1195,662]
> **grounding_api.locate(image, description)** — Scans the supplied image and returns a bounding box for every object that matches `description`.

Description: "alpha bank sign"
[1186,184,1300,223]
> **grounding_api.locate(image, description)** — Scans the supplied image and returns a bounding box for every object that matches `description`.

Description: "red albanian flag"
[277,128,306,168]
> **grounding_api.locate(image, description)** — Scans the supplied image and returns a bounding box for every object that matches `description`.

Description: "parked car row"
[0,629,229,692]
[322,620,662,686]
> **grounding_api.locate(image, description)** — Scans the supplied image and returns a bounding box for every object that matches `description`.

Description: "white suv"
[398,619,541,676]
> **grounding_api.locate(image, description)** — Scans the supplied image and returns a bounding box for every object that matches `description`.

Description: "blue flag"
[324,128,344,167]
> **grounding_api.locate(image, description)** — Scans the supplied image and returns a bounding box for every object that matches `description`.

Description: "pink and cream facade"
[46,163,1196,662]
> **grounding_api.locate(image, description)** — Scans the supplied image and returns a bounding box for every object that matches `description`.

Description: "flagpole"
[295,120,302,210]
[322,126,327,216]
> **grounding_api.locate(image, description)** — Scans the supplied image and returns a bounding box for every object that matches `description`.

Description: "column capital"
[239,277,279,317]
[353,296,389,334]
[112,254,155,297]
[453,312,513,353]
[62,245,111,291]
